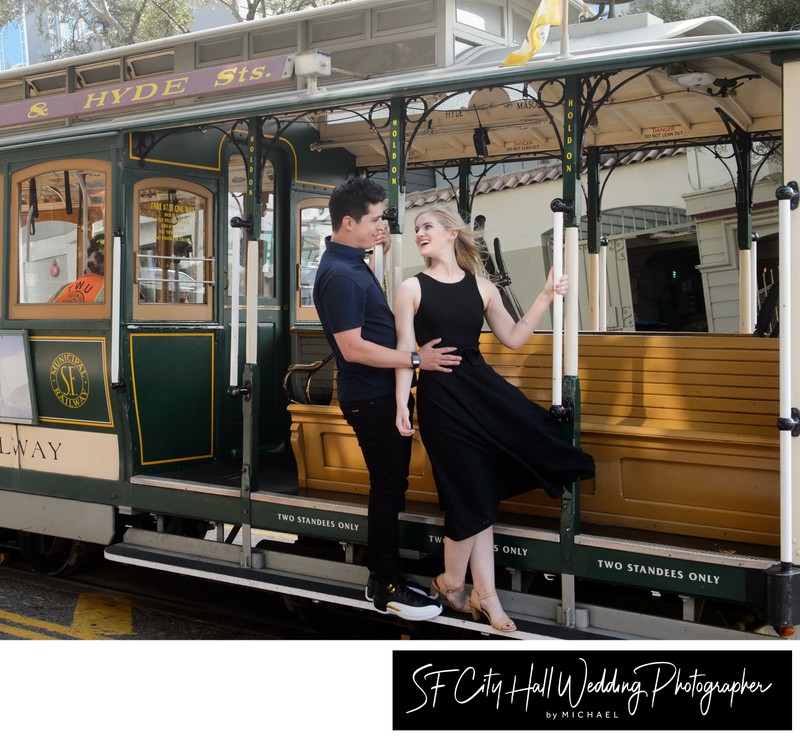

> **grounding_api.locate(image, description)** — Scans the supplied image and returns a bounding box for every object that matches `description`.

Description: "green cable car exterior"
[0,0,799,638]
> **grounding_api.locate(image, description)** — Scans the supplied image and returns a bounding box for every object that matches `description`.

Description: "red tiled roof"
[406,147,685,207]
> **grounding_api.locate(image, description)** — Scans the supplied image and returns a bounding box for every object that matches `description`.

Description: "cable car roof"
[0,0,796,163]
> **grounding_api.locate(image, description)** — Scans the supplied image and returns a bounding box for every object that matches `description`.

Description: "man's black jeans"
[340,393,414,585]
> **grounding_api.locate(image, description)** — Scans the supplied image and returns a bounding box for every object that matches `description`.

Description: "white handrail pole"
[739,247,752,334]
[373,244,384,292]
[390,233,403,303]
[589,252,599,331]
[559,0,571,59]
[778,191,794,564]
[229,234,242,387]
[246,240,259,364]
[564,226,579,377]
[751,233,759,330]
[599,239,608,331]
[552,211,564,406]
[110,234,122,385]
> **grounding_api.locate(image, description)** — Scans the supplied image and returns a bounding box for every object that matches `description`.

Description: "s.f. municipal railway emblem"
[49,352,90,409]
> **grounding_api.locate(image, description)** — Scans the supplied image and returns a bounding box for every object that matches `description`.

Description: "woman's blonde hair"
[415,204,485,276]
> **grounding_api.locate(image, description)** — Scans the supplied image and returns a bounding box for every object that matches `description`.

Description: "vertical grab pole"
[233,116,263,569]
[110,230,123,388]
[246,240,259,365]
[751,231,759,331]
[586,146,601,332]
[390,233,403,302]
[551,204,564,408]
[599,237,608,331]
[588,252,599,331]
[240,239,261,569]
[373,241,384,290]
[739,246,753,333]
[564,226,579,377]
[557,76,581,628]
[229,233,242,388]
[776,184,799,565]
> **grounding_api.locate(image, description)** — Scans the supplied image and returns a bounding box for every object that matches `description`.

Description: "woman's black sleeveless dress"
[414,271,595,541]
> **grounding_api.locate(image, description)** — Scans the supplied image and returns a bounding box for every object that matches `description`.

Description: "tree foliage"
[208,0,346,24]
[0,0,350,61]
[628,0,800,31]
[712,0,800,32]
[0,0,203,59]
[626,0,696,24]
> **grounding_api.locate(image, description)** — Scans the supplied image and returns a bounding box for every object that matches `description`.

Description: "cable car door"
[125,175,218,472]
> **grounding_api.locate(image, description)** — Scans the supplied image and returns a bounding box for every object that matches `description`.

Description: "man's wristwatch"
[410,351,421,369]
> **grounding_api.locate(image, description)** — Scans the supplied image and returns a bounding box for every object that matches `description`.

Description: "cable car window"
[227,160,275,299]
[11,160,110,319]
[133,178,214,322]
[296,199,331,322]
[455,0,504,37]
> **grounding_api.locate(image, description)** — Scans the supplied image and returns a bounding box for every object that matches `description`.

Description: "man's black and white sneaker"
[365,572,432,603]
[373,581,443,621]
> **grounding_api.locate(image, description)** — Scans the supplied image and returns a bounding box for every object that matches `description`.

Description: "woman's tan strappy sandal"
[468,588,517,632]
[430,574,471,613]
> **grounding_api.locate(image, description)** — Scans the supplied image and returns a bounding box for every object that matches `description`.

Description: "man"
[313,177,461,621]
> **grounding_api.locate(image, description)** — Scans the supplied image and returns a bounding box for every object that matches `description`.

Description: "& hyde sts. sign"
[0,54,293,130]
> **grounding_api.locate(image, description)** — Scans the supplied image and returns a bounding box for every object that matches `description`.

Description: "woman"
[394,204,595,632]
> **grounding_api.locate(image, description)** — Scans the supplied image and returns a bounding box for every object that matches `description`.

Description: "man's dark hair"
[329,177,386,231]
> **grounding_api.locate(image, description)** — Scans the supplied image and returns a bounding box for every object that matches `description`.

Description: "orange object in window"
[49,273,105,303]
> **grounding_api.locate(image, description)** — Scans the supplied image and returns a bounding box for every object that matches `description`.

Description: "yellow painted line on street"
[0,622,59,640]
[0,608,75,638]
[71,592,135,638]
[0,591,135,640]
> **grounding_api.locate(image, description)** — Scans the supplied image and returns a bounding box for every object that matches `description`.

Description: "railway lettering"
[49,352,90,410]
[0,437,62,460]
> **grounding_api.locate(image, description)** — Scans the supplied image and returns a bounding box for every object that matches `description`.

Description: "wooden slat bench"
[289,332,779,546]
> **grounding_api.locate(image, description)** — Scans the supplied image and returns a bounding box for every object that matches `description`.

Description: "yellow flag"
[500,0,562,67]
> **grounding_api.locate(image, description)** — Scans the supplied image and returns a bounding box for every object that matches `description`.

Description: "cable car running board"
[103,529,788,641]
[105,538,553,640]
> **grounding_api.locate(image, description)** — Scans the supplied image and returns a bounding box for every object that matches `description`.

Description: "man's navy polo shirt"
[313,237,396,403]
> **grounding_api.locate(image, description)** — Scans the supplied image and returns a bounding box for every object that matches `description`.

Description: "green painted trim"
[126,484,242,521]
[562,76,581,228]
[254,502,367,542]
[0,467,116,505]
[388,98,406,233]
[574,545,749,602]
